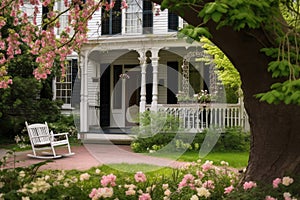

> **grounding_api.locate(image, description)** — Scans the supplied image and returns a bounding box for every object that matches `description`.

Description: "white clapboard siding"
[153,8,168,34]
[87,9,102,39]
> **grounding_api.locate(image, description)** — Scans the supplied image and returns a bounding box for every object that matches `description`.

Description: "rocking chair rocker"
[25,121,75,159]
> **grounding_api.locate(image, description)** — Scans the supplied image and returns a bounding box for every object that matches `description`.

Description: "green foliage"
[47,115,80,144]
[0,76,63,138]
[131,127,250,153]
[200,37,242,103]
[131,110,181,138]
[163,0,300,105]
[257,79,300,104]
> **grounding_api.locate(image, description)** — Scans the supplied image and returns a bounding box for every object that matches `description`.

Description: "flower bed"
[0,155,298,200]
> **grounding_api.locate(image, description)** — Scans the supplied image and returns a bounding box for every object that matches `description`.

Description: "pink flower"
[101,174,117,187]
[265,196,277,200]
[202,180,214,189]
[134,171,147,183]
[121,0,128,9]
[243,181,257,190]
[178,174,195,189]
[201,160,213,171]
[89,188,97,198]
[224,185,234,194]
[272,178,281,188]
[138,193,152,200]
[196,170,205,179]
[283,192,292,200]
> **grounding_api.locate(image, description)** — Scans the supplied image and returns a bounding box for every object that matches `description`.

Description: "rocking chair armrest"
[51,132,69,137]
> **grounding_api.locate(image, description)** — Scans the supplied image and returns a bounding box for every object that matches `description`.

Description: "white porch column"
[137,50,147,113]
[150,48,160,112]
[80,50,89,132]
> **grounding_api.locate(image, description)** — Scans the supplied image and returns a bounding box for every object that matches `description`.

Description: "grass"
[146,151,249,169]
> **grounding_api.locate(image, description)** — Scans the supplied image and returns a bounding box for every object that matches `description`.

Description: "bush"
[131,127,250,153]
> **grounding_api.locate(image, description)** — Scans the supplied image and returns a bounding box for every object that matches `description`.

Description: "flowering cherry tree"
[0,0,128,89]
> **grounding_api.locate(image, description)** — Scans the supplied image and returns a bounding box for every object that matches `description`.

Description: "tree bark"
[152,0,300,183]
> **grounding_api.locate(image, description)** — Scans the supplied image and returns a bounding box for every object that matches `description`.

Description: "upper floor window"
[55,0,69,36]
[56,59,78,105]
[143,0,153,34]
[125,0,142,34]
[102,0,122,35]
[168,11,178,32]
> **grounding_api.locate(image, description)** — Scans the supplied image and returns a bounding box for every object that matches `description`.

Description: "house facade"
[23,0,248,134]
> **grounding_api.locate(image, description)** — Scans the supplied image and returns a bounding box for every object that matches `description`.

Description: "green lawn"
[146,151,249,169]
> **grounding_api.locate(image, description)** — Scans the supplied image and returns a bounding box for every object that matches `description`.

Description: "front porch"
[85,101,249,132]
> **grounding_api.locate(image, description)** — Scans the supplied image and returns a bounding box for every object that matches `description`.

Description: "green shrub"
[131,127,250,153]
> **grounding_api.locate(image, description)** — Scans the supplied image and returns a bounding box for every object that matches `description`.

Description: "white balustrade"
[155,103,247,132]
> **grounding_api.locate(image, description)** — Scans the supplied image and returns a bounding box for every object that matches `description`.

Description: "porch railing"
[148,103,249,132]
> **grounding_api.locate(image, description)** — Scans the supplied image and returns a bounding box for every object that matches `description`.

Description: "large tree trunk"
[152,0,300,183]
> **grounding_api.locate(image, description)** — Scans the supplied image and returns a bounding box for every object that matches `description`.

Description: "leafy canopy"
[162,0,300,105]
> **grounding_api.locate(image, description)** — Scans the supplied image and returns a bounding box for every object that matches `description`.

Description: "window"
[56,0,69,36]
[101,0,122,35]
[143,0,153,34]
[56,59,78,105]
[168,11,178,32]
[125,0,142,34]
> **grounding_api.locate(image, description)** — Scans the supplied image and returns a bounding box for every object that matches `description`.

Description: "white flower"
[220,161,229,166]
[80,173,90,181]
[196,187,211,198]
[64,182,69,187]
[44,175,50,181]
[0,182,4,188]
[19,171,25,177]
[162,184,169,190]
[21,197,30,200]
[283,192,291,198]
[95,169,101,174]
[282,176,294,186]
[190,195,199,200]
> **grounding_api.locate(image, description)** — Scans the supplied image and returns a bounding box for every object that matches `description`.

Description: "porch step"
[88,126,133,134]
[79,133,134,145]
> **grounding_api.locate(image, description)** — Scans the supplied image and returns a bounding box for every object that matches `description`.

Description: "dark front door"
[100,64,110,127]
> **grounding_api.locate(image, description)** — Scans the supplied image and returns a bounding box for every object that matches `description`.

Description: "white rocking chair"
[25,121,75,159]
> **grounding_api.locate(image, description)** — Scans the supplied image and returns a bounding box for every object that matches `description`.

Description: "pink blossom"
[202,180,214,189]
[138,193,152,200]
[125,189,136,196]
[283,192,292,200]
[243,181,257,190]
[224,185,234,194]
[196,170,205,179]
[178,174,195,189]
[89,188,97,198]
[272,178,281,188]
[201,160,213,171]
[134,171,147,182]
[101,174,117,187]
[121,0,128,9]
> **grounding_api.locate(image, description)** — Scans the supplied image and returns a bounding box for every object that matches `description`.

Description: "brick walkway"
[1,144,187,171]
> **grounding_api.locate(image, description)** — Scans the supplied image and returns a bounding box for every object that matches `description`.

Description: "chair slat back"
[26,122,51,145]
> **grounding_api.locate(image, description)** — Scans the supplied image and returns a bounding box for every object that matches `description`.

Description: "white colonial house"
[23,0,249,136]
